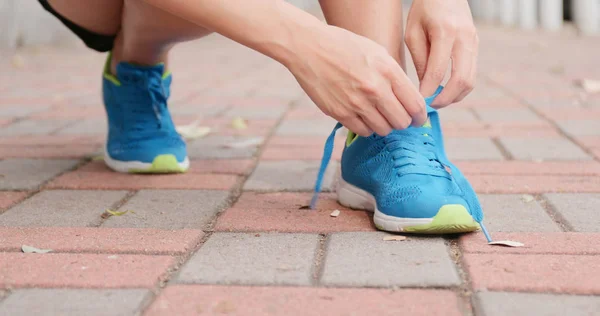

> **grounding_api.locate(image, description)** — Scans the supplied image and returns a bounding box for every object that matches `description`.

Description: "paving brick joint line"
[1,17,600,316]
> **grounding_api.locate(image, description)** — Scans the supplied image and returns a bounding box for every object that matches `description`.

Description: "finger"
[420,34,453,97]
[358,107,393,136]
[431,43,473,108]
[386,64,427,126]
[454,43,478,103]
[339,115,372,137]
[405,28,429,81]
[376,89,412,130]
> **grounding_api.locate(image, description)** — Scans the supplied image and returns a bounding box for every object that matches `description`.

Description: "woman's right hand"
[286,25,427,136]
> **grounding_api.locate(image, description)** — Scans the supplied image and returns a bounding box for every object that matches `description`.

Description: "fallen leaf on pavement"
[176,121,211,140]
[330,209,340,217]
[383,235,407,241]
[488,240,525,247]
[579,79,600,94]
[11,54,25,69]
[106,209,129,216]
[231,117,248,130]
[521,194,535,203]
[22,245,52,254]
[223,137,263,148]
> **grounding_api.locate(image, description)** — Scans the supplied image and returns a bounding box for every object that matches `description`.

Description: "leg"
[112,0,212,73]
[319,0,406,69]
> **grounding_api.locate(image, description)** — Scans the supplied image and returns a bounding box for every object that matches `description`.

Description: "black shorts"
[38,0,116,52]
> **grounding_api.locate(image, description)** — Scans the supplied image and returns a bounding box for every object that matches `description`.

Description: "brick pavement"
[1,19,600,316]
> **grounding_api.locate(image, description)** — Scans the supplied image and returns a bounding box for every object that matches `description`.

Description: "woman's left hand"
[405,0,478,108]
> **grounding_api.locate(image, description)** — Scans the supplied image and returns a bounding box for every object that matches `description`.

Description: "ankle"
[109,31,170,75]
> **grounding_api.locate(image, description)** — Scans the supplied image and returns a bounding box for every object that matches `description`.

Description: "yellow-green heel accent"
[129,155,187,174]
[403,204,480,234]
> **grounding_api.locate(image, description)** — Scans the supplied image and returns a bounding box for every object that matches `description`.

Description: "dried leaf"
[521,194,535,203]
[176,121,211,140]
[230,117,248,130]
[579,79,600,94]
[299,205,310,210]
[223,137,263,148]
[22,245,52,254]
[488,240,525,247]
[330,209,340,217]
[106,209,129,216]
[11,54,25,69]
[91,155,104,161]
[383,235,407,241]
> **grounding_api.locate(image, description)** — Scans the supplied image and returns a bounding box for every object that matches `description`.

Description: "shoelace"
[123,70,166,135]
[310,87,493,243]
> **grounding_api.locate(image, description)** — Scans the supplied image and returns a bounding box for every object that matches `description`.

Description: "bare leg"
[319,0,406,69]
[48,0,212,74]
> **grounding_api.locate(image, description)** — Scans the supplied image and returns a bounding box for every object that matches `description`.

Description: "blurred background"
[0,0,598,50]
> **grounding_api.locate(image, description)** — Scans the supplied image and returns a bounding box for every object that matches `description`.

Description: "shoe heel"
[337,178,375,212]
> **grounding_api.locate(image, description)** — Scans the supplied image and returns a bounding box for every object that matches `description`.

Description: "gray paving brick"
[223,106,287,119]
[244,160,338,192]
[544,193,600,232]
[102,189,230,229]
[476,292,600,316]
[445,138,504,160]
[0,106,49,117]
[557,120,600,136]
[321,232,460,287]
[0,159,79,190]
[177,232,318,286]
[439,108,478,123]
[0,190,128,227]
[0,120,72,136]
[479,194,560,232]
[474,108,542,123]
[499,137,591,160]
[0,289,150,316]
[187,135,262,159]
[276,118,337,136]
[57,119,107,135]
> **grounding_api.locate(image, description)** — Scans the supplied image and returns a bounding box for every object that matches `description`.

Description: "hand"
[405,0,478,108]
[286,26,426,136]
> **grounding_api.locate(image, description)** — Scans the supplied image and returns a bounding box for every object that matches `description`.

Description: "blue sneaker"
[102,56,189,173]
[311,87,492,240]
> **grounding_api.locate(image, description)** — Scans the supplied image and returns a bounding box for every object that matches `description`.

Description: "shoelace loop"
[310,86,492,243]
[123,70,166,134]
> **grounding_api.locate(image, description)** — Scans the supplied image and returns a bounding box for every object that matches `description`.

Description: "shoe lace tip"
[309,193,319,210]
[479,222,493,243]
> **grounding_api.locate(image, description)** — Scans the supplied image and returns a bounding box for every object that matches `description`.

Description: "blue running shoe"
[102,56,189,173]
[311,87,492,241]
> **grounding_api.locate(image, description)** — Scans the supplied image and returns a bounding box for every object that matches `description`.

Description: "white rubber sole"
[337,177,433,232]
[104,150,189,174]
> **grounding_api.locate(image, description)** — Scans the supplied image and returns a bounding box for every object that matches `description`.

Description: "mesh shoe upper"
[103,62,186,163]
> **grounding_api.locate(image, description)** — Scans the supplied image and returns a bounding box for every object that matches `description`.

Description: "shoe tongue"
[421,119,432,129]
[116,62,165,83]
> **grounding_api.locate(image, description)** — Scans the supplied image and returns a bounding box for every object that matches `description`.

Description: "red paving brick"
[268,135,344,146]
[216,192,374,232]
[0,252,174,288]
[0,192,28,210]
[442,125,560,138]
[461,232,600,255]
[575,136,600,150]
[261,145,343,161]
[537,107,600,121]
[454,98,527,109]
[46,172,239,190]
[77,159,255,175]
[464,253,600,295]
[458,161,600,176]
[0,227,203,255]
[470,175,600,193]
[0,135,103,146]
[0,145,98,159]
[145,285,462,316]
